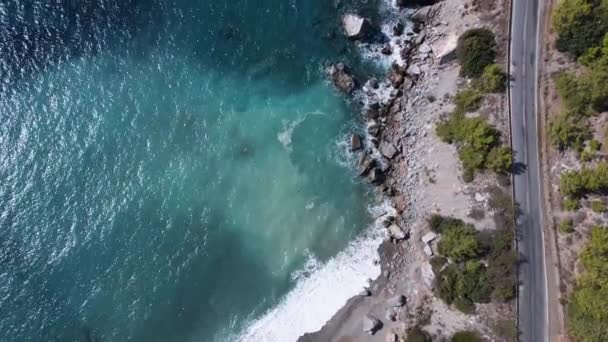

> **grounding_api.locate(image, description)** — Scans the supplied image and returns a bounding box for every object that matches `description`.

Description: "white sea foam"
[277,111,324,151]
[236,201,394,342]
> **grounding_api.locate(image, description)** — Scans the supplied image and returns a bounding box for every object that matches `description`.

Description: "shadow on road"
[512,161,527,175]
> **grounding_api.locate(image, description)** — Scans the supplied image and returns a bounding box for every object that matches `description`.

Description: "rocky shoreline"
[300,3,442,341]
[298,0,513,340]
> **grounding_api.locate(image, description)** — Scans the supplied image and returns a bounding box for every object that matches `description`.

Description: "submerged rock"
[392,22,405,36]
[362,315,383,335]
[351,133,363,151]
[342,14,374,40]
[381,43,392,55]
[328,63,357,94]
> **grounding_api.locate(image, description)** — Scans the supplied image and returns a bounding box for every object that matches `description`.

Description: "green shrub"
[567,226,608,341]
[548,111,591,151]
[430,256,448,275]
[580,148,597,162]
[463,167,475,183]
[486,146,513,174]
[458,260,492,303]
[438,223,482,262]
[589,139,601,152]
[494,320,517,342]
[563,197,581,211]
[405,327,432,342]
[455,88,484,112]
[436,111,506,180]
[552,0,608,57]
[456,28,497,78]
[454,297,476,314]
[559,218,575,234]
[451,330,484,342]
[555,73,592,114]
[435,263,459,303]
[487,229,516,301]
[560,162,608,198]
[479,64,507,93]
[591,199,606,213]
[428,214,469,233]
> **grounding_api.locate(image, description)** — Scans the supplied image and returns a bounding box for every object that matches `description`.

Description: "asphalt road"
[509,0,549,341]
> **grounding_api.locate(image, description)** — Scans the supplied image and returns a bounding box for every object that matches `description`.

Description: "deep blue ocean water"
[0,1,383,341]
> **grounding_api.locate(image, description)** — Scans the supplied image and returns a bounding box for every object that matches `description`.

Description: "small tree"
[486,146,513,173]
[456,28,497,78]
[480,64,507,93]
[438,224,482,262]
[548,111,591,151]
[454,88,484,112]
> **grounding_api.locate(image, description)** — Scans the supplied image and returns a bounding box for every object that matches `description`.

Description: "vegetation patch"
[552,0,608,57]
[451,330,484,342]
[456,28,497,78]
[560,162,608,198]
[590,199,606,213]
[478,64,507,93]
[455,88,484,112]
[559,218,575,234]
[436,112,512,180]
[405,327,432,342]
[431,215,516,312]
[567,226,608,341]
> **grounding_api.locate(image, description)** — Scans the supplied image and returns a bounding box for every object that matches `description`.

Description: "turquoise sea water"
[0,1,383,341]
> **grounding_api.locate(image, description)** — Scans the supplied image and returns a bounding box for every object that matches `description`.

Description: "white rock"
[342,14,373,40]
[418,43,432,54]
[424,244,433,256]
[407,64,421,76]
[474,192,486,202]
[421,231,437,244]
[388,224,407,240]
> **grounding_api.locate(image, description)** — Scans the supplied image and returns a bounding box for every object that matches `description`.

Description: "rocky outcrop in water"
[328,63,357,94]
[342,14,375,40]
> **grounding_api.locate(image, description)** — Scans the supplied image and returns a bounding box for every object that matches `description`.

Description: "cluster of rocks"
[326,6,441,338]
[328,6,437,220]
[361,294,407,336]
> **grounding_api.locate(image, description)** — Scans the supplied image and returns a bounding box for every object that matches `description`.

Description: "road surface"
[509,0,549,341]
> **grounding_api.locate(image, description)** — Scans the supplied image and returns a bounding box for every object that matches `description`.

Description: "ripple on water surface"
[0,0,383,341]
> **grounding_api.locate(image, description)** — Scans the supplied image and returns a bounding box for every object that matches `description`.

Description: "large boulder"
[388,224,409,240]
[328,63,357,94]
[362,315,383,335]
[380,141,399,159]
[342,14,374,40]
[387,294,407,307]
[368,121,381,137]
[358,155,376,176]
[421,231,437,244]
[412,6,435,23]
[351,133,363,151]
[369,168,386,184]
